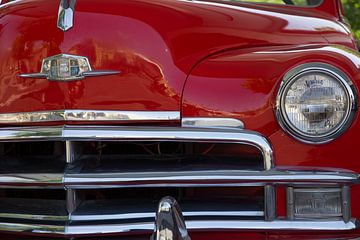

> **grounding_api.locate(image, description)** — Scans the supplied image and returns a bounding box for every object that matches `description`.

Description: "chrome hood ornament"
[58,0,76,31]
[19,54,120,81]
[151,197,191,240]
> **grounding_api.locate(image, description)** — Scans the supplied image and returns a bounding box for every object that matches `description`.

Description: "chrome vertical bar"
[66,188,78,216]
[342,185,351,223]
[66,141,75,163]
[286,187,294,220]
[66,141,78,216]
[264,185,276,221]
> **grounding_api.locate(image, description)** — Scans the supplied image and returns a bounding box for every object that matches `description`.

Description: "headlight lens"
[277,63,356,143]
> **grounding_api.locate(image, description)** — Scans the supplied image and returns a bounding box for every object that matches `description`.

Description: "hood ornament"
[19,54,120,81]
[58,0,76,31]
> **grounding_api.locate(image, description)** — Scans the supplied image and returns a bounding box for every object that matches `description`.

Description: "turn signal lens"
[287,188,343,220]
[277,63,356,143]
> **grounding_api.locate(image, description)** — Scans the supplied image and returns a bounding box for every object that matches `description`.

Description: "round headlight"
[277,63,357,143]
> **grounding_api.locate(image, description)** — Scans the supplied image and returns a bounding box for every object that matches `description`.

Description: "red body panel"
[1,0,360,239]
[0,0,355,114]
[183,44,360,218]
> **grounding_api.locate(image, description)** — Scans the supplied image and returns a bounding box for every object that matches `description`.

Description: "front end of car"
[0,0,360,239]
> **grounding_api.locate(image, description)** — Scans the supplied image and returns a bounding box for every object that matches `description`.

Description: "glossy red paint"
[182,44,360,218]
[1,0,360,239]
[183,44,360,135]
[0,0,355,116]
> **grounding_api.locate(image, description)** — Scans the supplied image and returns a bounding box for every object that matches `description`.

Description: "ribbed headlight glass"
[278,63,356,143]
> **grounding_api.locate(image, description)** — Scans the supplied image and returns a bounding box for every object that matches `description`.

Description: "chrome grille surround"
[0,125,357,237]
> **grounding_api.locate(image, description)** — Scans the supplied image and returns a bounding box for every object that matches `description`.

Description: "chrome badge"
[20,54,120,81]
[58,0,76,31]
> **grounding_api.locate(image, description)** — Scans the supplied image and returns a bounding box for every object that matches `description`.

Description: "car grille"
[0,125,272,237]
[0,125,356,238]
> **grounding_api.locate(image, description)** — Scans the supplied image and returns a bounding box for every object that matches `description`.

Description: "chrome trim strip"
[0,174,63,186]
[0,111,180,124]
[0,213,68,221]
[0,0,23,8]
[186,219,357,231]
[0,222,65,234]
[182,117,244,129]
[0,170,356,188]
[82,70,121,77]
[70,211,264,221]
[65,170,358,188]
[57,0,76,31]
[19,71,121,80]
[0,211,264,222]
[0,219,355,236]
[18,73,47,78]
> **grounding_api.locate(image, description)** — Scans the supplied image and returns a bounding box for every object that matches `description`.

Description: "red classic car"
[0,0,359,239]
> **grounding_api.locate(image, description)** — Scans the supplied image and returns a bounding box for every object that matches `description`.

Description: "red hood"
[0,0,347,115]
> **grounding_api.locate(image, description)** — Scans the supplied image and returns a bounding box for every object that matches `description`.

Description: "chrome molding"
[70,211,264,221]
[0,219,356,236]
[58,0,76,31]
[0,211,264,222]
[0,0,23,8]
[0,110,180,124]
[182,117,244,129]
[0,173,63,186]
[0,213,68,221]
[0,169,357,189]
[64,170,359,189]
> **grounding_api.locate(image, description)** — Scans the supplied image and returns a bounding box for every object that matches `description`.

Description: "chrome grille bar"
[65,170,358,188]
[0,219,356,236]
[0,170,356,188]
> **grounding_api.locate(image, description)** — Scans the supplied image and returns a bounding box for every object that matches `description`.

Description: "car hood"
[0,0,343,118]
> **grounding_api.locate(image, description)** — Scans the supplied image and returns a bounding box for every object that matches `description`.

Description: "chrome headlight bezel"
[276,63,357,144]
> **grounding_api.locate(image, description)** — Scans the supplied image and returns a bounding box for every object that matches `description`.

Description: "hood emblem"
[58,0,76,31]
[19,54,120,81]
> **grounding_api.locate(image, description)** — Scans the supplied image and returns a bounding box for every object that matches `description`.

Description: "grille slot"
[68,141,264,173]
[0,189,67,222]
[72,187,264,222]
[0,142,65,174]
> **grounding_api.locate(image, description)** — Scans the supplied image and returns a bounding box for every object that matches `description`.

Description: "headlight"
[277,63,357,143]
